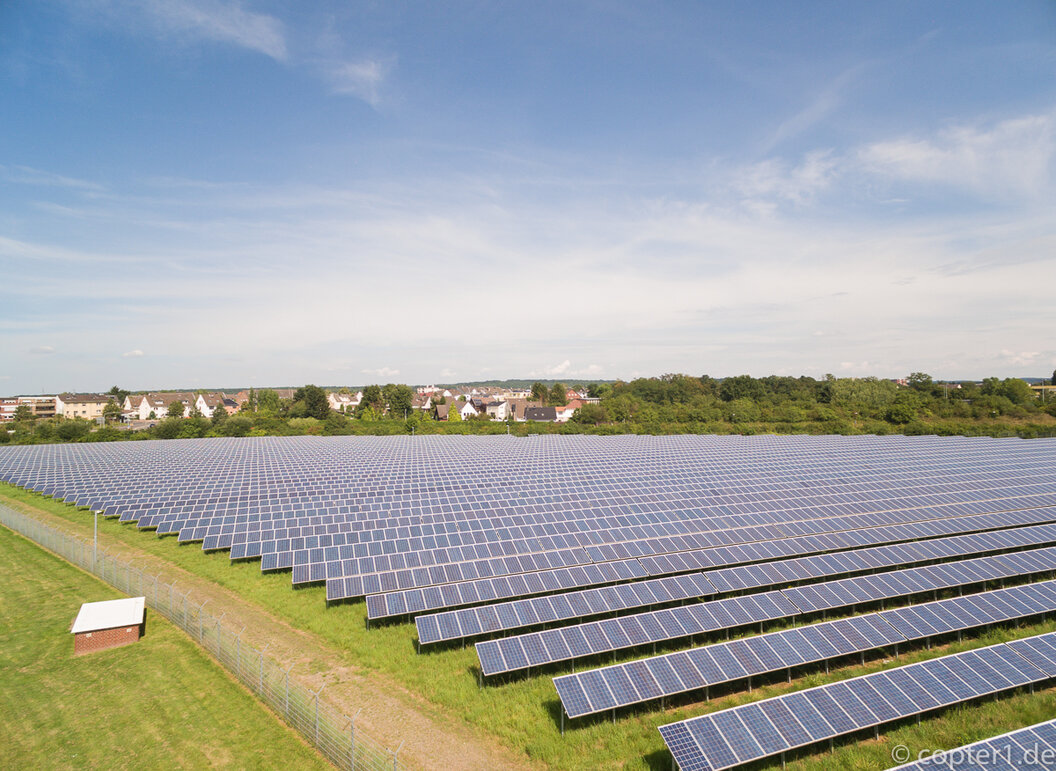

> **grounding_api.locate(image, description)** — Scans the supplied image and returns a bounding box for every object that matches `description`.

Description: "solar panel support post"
[560,709,564,735]
[93,511,97,572]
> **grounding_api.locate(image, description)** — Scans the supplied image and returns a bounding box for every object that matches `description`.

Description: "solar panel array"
[420,521,1056,645]
[4,434,1056,769]
[1,435,1055,607]
[888,717,1056,771]
[555,576,1056,718]
[658,629,1056,771]
[476,544,1056,676]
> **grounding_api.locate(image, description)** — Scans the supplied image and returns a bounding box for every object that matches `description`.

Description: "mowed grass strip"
[0,522,330,771]
[5,483,1056,770]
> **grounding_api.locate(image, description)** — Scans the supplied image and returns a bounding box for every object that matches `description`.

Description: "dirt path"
[2,495,537,771]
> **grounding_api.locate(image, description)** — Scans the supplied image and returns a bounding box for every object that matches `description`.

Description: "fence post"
[349,708,362,770]
[259,644,270,695]
[313,684,326,747]
[215,612,227,657]
[198,600,210,642]
[394,741,404,771]
[236,626,246,678]
[284,663,295,716]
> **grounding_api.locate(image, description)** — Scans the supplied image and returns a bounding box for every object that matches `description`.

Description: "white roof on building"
[71,596,146,634]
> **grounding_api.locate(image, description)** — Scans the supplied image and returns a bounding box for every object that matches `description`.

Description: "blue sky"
[1,1,1054,394]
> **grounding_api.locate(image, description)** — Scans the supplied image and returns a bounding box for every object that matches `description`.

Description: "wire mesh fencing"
[0,502,401,771]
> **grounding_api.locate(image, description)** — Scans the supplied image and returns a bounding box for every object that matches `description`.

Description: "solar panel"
[658,629,1056,770]
[553,576,1056,718]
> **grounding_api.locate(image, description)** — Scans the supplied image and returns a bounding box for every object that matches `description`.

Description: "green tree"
[256,389,281,414]
[357,385,385,416]
[211,404,229,426]
[907,372,933,390]
[448,402,462,422]
[219,416,252,437]
[13,405,34,422]
[571,403,608,425]
[382,384,414,418]
[1051,369,1056,387]
[102,401,123,424]
[998,378,1036,406]
[530,382,549,402]
[166,400,185,419]
[187,405,204,419]
[55,418,92,441]
[293,385,329,420]
[720,375,764,402]
[548,382,567,406]
[107,385,130,405]
[587,382,612,399]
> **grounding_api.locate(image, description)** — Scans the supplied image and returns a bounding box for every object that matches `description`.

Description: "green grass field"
[0,518,330,770]
[4,481,1056,770]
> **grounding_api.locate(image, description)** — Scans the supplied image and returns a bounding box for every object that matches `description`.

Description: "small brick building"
[71,597,146,655]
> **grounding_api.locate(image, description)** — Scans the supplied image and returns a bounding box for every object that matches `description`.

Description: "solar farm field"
[0,520,330,769]
[4,433,1056,770]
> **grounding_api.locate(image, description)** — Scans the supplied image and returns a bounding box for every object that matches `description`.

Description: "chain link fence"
[0,502,401,771]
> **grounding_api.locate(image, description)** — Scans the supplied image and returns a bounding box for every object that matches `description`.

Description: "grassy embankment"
[0,514,331,770]
[3,481,1056,770]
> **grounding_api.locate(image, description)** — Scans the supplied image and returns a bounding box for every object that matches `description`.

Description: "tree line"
[2,372,1054,445]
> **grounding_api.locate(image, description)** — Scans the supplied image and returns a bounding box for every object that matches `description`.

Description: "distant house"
[524,406,558,422]
[554,399,584,422]
[71,596,146,655]
[127,392,196,420]
[435,400,478,421]
[56,393,114,420]
[484,401,508,421]
[503,398,543,421]
[0,397,18,422]
[195,392,238,418]
[234,388,299,408]
[327,391,361,413]
[15,396,56,419]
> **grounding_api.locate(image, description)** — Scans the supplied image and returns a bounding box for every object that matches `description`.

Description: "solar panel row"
[212,462,1052,555]
[415,521,1056,642]
[658,630,1056,771]
[555,578,1056,718]
[476,544,1056,676]
[362,505,1056,613]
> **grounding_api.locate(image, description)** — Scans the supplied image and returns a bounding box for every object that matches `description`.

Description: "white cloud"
[325,58,391,106]
[530,361,605,378]
[858,113,1055,198]
[362,367,399,379]
[28,346,56,355]
[0,165,103,192]
[122,349,145,358]
[0,375,11,381]
[116,0,287,61]
[999,350,1045,367]
[733,150,837,207]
